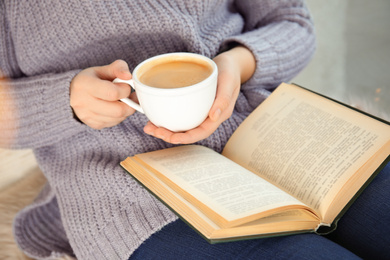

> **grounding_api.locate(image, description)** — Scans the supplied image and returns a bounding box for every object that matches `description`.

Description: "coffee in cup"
[114,52,218,132]
[139,59,213,89]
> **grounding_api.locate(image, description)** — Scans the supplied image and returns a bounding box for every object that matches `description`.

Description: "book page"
[122,157,320,241]
[135,145,309,226]
[223,83,390,217]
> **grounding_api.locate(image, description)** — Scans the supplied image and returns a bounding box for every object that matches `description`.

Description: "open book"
[120,83,390,243]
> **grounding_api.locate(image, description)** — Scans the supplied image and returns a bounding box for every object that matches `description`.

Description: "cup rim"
[132,52,218,95]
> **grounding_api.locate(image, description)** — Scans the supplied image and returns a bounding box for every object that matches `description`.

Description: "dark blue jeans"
[131,162,390,260]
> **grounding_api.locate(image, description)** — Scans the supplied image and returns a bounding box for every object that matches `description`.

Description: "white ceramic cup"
[114,52,218,132]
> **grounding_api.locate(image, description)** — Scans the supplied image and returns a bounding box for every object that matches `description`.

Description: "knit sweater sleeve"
[224,0,316,90]
[0,71,88,150]
[0,3,86,149]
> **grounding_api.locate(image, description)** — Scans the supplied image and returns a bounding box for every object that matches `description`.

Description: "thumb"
[209,93,230,122]
[95,59,132,81]
[209,73,234,122]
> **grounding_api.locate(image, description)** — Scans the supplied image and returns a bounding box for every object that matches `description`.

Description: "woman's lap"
[325,161,390,259]
[131,162,390,260]
[130,220,359,260]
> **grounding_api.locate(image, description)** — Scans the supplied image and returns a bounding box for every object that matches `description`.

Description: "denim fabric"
[130,162,390,260]
[325,160,390,259]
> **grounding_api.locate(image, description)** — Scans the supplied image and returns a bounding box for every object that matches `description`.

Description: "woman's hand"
[70,60,137,129]
[143,46,256,144]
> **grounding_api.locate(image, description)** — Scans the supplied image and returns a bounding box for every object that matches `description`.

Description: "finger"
[144,122,175,143]
[209,72,236,122]
[94,59,132,81]
[169,118,220,144]
[143,121,156,135]
[86,98,135,118]
[154,127,176,142]
[129,92,139,103]
[77,111,128,130]
[84,76,132,101]
[143,122,169,140]
[144,117,220,145]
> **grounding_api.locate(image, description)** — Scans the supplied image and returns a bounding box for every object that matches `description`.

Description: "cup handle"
[113,78,144,114]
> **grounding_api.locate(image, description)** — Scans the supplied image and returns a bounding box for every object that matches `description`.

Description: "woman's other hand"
[143,46,256,144]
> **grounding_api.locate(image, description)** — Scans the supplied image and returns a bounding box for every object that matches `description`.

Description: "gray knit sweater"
[0,1,315,259]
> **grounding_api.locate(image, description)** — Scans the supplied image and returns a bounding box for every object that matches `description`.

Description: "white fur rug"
[0,167,45,260]
[0,167,74,260]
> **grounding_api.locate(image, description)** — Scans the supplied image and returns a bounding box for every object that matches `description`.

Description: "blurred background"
[294,0,390,120]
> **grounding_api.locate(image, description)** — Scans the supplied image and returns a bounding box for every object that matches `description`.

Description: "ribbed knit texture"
[0,1,315,259]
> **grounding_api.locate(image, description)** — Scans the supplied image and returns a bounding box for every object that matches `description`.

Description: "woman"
[1,0,388,259]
